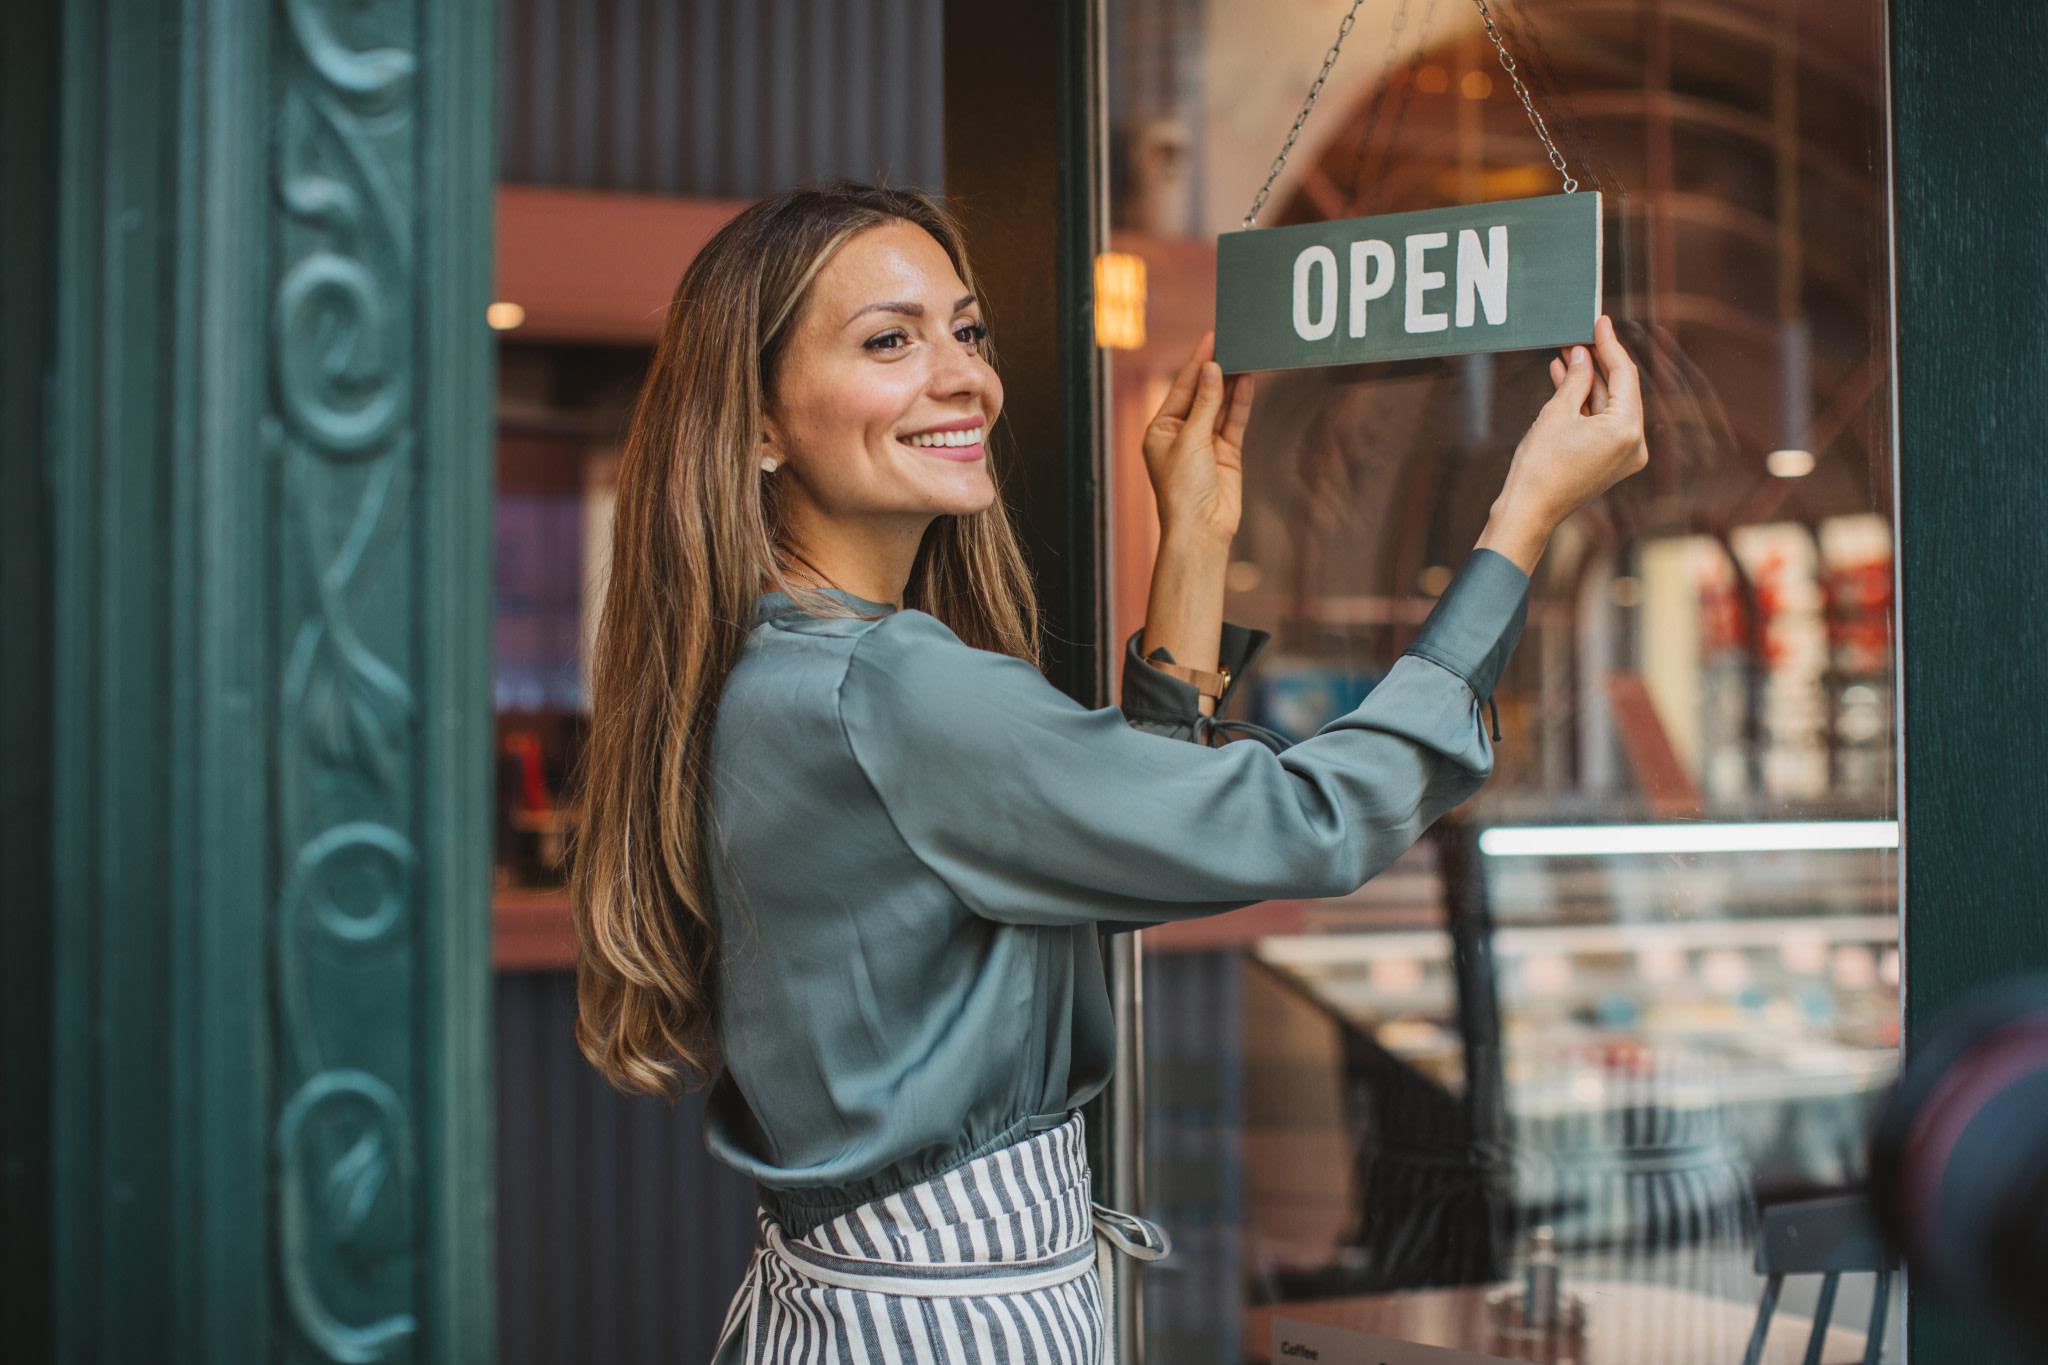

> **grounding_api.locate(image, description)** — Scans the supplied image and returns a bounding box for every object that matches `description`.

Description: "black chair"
[1742,1193,1895,1365]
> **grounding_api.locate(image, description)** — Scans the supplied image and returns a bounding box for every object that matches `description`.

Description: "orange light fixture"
[1093,252,1147,350]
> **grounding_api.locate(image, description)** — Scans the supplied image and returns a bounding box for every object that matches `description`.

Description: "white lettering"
[1292,245,1339,341]
[1455,225,1509,327]
[1404,231,1449,333]
[1347,239,1395,338]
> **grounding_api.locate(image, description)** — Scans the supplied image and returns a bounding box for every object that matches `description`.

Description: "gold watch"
[1146,658,1232,703]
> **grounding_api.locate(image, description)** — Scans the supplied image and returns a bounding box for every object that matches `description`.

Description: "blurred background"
[8,2,2045,1364]
[486,2,1900,1358]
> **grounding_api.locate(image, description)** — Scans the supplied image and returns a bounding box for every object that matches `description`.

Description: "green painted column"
[14,1,497,1360]
[1891,3,2048,1363]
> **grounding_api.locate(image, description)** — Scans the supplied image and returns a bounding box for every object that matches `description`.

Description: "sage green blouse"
[703,548,1530,1234]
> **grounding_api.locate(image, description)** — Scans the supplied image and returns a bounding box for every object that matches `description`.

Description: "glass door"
[1102,1,1900,1360]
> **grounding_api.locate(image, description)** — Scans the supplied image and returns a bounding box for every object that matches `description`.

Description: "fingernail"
[1571,346,1589,365]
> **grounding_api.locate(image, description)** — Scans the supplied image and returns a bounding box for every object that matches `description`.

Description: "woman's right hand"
[1477,314,1650,574]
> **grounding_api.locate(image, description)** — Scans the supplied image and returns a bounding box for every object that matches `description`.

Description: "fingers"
[1185,360,1226,435]
[1549,355,1567,389]
[1587,363,1610,416]
[1153,336,1210,426]
[1547,343,1594,414]
[1219,374,1255,448]
[1592,314,1642,418]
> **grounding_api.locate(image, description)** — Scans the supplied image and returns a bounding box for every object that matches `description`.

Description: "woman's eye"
[956,322,989,346]
[862,330,909,352]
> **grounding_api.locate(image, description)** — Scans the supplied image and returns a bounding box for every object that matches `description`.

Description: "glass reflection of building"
[1108,2,1900,1360]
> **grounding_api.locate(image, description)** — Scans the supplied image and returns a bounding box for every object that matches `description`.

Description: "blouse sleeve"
[835,549,1530,927]
[1116,619,1273,742]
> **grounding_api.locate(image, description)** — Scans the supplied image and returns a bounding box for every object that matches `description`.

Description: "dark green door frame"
[5,1,497,1360]
[1891,4,2048,1363]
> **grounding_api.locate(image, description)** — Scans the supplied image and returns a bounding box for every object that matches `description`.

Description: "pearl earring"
[760,455,780,474]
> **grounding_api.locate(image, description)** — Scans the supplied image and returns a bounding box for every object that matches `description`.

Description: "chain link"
[1344,0,1443,211]
[1471,0,1578,193]
[1241,0,1369,229]
[1241,0,1581,231]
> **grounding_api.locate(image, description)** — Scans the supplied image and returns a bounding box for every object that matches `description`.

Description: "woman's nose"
[929,339,986,399]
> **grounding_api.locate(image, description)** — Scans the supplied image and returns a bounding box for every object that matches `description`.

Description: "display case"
[1255,823,1898,1264]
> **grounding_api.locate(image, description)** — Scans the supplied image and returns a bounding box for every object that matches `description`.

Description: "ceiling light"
[487,301,527,331]
[1768,447,1815,478]
[1478,820,1899,858]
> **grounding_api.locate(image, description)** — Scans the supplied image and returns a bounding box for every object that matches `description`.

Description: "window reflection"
[1111,1,1899,1360]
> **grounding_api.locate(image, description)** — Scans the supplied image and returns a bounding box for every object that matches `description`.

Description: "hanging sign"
[1215,191,1602,374]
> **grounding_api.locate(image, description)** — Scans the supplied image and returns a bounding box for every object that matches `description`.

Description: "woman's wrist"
[1156,518,1234,560]
[1475,499,1553,576]
[1141,523,1231,715]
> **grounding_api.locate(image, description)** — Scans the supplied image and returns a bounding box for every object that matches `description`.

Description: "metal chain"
[1340,0,1415,209]
[1345,0,1443,212]
[1471,0,1578,192]
[1241,0,1369,229]
[1240,0,1580,231]
[1497,0,1619,194]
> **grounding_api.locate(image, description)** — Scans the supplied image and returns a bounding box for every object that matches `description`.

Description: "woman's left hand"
[1141,330,1254,547]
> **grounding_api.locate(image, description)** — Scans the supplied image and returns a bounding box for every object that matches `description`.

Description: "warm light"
[1832,945,1879,990]
[1369,956,1426,994]
[1093,252,1147,350]
[1417,564,1454,596]
[1608,575,1642,607]
[1414,64,1449,94]
[1702,950,1753,994]
[1523,954,1574,995]
[1779,932,1830,975]
[1226,560,1265,593]
[1767,447,1816,478]
[487,301,527,331]
[1638,945,1687,983]
[1479,820,1900,857]
[1460,70,1494,100]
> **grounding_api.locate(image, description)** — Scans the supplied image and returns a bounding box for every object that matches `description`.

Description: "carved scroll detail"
[270,1,424,1358]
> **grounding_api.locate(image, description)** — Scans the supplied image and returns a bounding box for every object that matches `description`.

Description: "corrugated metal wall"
[496,971,758,1364]
[1142,949,1246,1362]
[497,0,945,196]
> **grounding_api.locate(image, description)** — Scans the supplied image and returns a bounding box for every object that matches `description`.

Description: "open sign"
[1214,192,1602,373]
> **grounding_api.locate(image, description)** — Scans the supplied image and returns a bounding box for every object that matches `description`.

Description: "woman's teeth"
[901,427,983,448]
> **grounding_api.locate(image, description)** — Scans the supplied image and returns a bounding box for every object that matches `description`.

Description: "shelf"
[494,885,575,970]
[1256,913,1899,969]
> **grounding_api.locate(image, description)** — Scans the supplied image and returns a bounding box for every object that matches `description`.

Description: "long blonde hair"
[571,183,1041,1098]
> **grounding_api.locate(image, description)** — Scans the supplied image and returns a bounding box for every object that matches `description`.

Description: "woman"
[571,182,1647,1363]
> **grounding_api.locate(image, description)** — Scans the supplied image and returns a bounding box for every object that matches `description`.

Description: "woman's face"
[764,220,1003,527]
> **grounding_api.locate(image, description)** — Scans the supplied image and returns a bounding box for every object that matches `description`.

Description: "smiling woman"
[758,220,1006,601]
[568,180,1645,1365]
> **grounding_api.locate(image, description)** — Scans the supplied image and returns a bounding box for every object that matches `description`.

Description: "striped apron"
[713,1112,1170,1364]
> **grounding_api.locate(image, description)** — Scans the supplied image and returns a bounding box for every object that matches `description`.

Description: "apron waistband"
[715,1112,1170,1363]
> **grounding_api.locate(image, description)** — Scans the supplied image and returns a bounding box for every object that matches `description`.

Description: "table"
[1244,1279,1869,1365]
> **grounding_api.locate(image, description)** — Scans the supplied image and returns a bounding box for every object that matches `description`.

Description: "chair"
[1742,1193,1895,1365]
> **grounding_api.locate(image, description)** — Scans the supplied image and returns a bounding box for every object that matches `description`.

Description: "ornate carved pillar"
[25,1,496,1360]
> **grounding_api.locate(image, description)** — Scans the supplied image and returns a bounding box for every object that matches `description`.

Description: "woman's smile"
[897,416,985,461]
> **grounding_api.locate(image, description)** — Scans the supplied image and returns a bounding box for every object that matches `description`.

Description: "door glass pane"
[1106,2,1899,1360]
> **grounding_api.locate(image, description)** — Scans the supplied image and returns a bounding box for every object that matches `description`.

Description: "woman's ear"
[758,418,783,475]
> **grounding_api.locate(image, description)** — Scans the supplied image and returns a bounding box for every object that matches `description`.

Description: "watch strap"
[1144,656,1231,701]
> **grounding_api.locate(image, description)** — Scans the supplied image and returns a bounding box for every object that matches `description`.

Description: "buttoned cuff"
[1119,620,1272,741]
[1402,548,1530,703]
